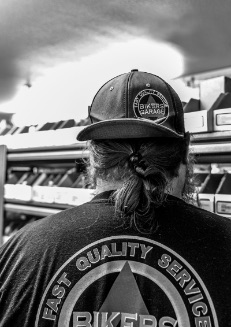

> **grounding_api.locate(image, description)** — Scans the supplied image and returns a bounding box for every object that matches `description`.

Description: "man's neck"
[95,178,184,199]
[95,179,123,194]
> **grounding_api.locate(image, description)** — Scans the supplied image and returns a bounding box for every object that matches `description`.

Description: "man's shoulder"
[28,200,107,232]
[164,195,231,231]
[177,198,231,230]
[0,200,110,254]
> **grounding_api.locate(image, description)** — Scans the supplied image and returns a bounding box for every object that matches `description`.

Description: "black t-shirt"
[0,192,231,327]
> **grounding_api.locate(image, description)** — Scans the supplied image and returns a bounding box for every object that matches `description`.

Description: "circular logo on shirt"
[35,236,218,327]
[133,89,169,123]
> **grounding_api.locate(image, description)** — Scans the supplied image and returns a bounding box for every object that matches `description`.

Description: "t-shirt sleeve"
[0,225,56,327]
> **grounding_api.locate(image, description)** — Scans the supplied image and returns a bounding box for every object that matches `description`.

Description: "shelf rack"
[191,131,231,163]
[0,127,90,244]
[7,148,89,162]
[4,203,61,217]
[1,128,231,244]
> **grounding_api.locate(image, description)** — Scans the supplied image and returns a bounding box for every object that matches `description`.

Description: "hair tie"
[129,153,142,166]
[129,152,146,176]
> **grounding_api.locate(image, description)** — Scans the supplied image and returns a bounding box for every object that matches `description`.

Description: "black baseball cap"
[77,69,185,141]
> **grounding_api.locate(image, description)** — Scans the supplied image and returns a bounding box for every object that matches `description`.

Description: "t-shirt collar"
[90,190,184,204]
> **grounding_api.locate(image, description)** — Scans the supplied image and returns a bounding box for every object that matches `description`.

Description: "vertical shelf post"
[0,145,7,245]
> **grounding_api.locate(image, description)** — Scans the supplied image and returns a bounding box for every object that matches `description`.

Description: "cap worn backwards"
[77,69,185,141]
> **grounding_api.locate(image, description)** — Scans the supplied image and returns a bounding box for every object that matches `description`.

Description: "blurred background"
[2,0,231,241]
[0,0,230,126]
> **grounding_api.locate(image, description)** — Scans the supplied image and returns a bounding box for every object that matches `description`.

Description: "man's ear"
[170,163,187,199]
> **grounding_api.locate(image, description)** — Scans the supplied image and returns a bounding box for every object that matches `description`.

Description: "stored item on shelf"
[16,172,43,201]
[191,173,208,206]
[183,99,200,113]
[183,96,214,133]
[6,171,26,185]
[54,186,94,205]
[3,126,18,135]
[32,172,47,187]
[32,167,90,205]
[8,126,20,135]
[214,108,231,131]
[71,174,86,188]
[67,188,95,205]
[0,126,12,135]
[53,186,70,204]
[184,110,213,133]
[193,164,211,174]
[183,99,202,133]
[60,119,76,129]
[215,174,231,218]
[36,122,56,131]
[17,172,31,184]
[194,173,208,192]
[4,167,87,205]
[51,173,64,186]
[185,76,231,134]
[211,163,231,174]
[19,126,31,134]
[52,120,65,130]
[0,125,86,149]
[12,126,23,135]
[56,170,80,188]
[33,185,55,203]
[41,173,56,186]
[198,174,224,212]
[54,169,80,204]
[32,169,68,203]
[9,172,32,201]
[6,125,37,135]
[33,173,61,203]
[211,93,231,131]
[62,172,91,205]
[6,171,42,202]
[200,76,231,111]
[4,171,27,199]
[26,172,40,186]
[32,172,50,202]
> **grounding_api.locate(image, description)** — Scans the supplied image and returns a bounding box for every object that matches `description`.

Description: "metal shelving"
[7,148,89,162]
[4,203,61,217]
[190,131,231,163]
[1,129,231,244]
[191,131,231,142]
[0,131,89,244]
[5,198,73,210]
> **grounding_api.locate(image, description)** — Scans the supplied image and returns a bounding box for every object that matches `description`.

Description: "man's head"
[77,70,193,232]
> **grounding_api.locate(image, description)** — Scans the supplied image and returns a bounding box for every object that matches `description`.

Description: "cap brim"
[77,118,183,141]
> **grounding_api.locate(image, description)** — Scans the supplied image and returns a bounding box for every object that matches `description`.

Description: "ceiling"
[1,0,231,103]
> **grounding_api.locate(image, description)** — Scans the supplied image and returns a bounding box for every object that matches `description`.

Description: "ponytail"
[88,134,191,233]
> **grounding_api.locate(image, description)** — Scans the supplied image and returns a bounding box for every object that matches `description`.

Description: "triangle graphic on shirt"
[97,261,149,327]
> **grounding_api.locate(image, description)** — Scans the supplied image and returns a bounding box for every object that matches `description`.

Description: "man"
[0,69,230,326]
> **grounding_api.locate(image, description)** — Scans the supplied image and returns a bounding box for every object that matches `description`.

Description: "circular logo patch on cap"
[133,89,169,124]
